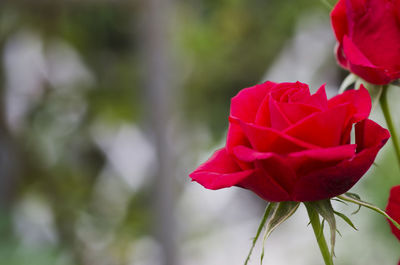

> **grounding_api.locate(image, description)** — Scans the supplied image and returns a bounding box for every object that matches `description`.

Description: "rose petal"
[227,81,276,152]
[342,35,375,68]
[231,116,318,153]
[189,148,254,190]
[270,82,310,103]
[335,42,349,69]
[275,102,322,124]
[386,185,400,241]
[238,167,291,202]
[284,103,352,147]
[269,97,292,130]
[226,121,251,153]
[331,0,348,42]
[287,144,357,176]
[328,84,371,123]
[230,81,276,123]
[254,94,272,127]
[346,0,367,24]
[303,84,328,110]
[349,0,400,69]
[292,119,389,201]
[342,35,395,84]
[232,146,294,201]
[233,144,356,199]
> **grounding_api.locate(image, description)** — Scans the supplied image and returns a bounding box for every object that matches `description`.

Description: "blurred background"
[0,0,399,264]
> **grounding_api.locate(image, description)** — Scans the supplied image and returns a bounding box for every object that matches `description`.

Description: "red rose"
[386,185,400,241]
[331,0,400,85]
[190,81,389,202]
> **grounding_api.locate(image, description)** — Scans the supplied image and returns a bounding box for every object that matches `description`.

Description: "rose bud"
[190,81,389,202]
[331,0,400,85]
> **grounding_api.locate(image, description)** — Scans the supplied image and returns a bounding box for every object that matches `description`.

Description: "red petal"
[287,144,357,176]
[234,145,356,200]
[292,119,389,201]
[284,104,352,147]
[231,116,318,153]
[189,148,254,190]
[226,121,251,153]
[275,102,322,124]
[335,42,349,69]
[232,147,294,202]
[238,167,291,202]
[254,94,272,127]
[230,81,276,123]
[386,185,400,241]
[269,97,292,130]
[303,84,328,110]
[349,0,400,70]
[270,82,310,103]
[227,81,276,152]
[331,0,348,42]
[342,35,394,84]
[328,84,371,123]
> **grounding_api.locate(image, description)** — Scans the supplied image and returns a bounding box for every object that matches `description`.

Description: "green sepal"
[244,201,300,265]
[339,73,357,94]
[244,202,277,265]
[338,193,400,232]
[305,200,336,257]
[333,210,358,231]
[260,201,300,264]
[343,192,362,214]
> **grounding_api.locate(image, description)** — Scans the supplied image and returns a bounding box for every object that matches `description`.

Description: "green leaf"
[260,201,300,264]
[244,203,277,265]
[333,211,357,231]
[339,73,357,94]
[338,194,400,232]
[305,200,336,257]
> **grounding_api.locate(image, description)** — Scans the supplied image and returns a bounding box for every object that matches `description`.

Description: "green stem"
[306,205,334,265]
[380,85,400,169]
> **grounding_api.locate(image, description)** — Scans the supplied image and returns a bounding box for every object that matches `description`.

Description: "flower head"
[190,81,389,202]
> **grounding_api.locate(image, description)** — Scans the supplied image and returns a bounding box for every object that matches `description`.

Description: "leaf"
[334,210,358,231]
[244,203,277,265]
[339,73,357,94]
[260,201,300,264]
[306,200,336,257]
[338,194,400,232]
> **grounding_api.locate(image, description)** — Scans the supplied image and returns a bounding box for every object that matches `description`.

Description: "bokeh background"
[0,0,399,264]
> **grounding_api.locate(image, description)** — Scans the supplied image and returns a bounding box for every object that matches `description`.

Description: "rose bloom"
[386,185,400,241]
[190,81,389,202]
[331,0,400,85]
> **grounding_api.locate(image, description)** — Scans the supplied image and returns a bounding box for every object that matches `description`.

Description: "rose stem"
[380,85,400,169]
[306,205,334,265]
